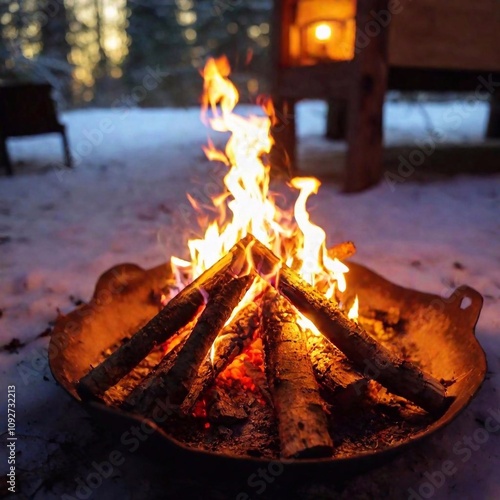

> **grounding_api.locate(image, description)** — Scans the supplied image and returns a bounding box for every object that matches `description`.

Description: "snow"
[0,100,499,499]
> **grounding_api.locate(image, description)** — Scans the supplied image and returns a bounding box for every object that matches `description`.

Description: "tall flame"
[185,56,285,279]
[172,56,357,325]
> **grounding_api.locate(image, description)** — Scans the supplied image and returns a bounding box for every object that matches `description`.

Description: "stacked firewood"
[77,235,449,459]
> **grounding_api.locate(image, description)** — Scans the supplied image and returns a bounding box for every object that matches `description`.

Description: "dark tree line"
[0,0,272,108]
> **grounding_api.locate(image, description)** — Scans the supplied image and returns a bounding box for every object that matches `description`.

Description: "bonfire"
[75,57,450,459]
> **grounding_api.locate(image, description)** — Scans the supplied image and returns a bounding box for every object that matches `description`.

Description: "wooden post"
[270,0,297,178]
[61,128,73,168]
[486,94,500,139]
[0,136,12,175]
[344,0,389,192]
[270,97,297,178]
[326,99,348,140]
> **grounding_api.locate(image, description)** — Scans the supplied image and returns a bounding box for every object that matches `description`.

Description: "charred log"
[122,335,188,411]
[181,302,260,414]
[249,236,448,416]
[207,386,249,425]
[306,333,368,407]
[262,289,333,459]
[77,235,252,399]
[132,275,255,414]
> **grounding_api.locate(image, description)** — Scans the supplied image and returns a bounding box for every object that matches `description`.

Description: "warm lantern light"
[283,0,357,65]
[314,23,332,41]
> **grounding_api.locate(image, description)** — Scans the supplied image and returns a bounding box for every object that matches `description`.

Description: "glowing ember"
[161,330,187,354]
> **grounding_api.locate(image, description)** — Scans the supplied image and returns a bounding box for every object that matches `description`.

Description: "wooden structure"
[271,0,500,192]
[0,82,72,175]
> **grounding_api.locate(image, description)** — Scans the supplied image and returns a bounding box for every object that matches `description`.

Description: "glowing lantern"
[314,23,332,42]
[279,0,357,66]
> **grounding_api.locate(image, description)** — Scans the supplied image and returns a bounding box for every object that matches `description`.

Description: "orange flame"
[171,56,358,337]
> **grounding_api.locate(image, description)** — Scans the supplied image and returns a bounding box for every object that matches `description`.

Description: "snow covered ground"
[0,100,499,499]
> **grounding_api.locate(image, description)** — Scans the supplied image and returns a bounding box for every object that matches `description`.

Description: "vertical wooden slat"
[344,0,389,192]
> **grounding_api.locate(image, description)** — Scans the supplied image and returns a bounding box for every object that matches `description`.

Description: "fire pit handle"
[447,285,483,332]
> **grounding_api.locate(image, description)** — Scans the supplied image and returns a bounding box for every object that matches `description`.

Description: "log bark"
[262,289,333,459]
[132,275,255,414]
[249,236,448,415]
[306,333,367,407]
[77,235,252,399]
[181,302,260,414]
[121,335,188,411]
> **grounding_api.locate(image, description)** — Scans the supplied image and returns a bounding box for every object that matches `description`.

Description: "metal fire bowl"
[49,261,486,477]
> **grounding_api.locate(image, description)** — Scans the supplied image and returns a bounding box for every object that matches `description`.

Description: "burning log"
[122,336,188,411]
[77,235,252,399]
[132,274,255,414]
[262,289,333,459]
[249,237,448,416]
[306,334,368,407]
[181,302,260,414]
[327,240,356,261]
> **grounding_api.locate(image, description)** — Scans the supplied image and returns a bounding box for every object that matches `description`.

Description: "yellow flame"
[348,295,359,322]
[291,177,350,300]
[291,177,324,280]
[178,56,285,283]
[171,56,358,349]
[209,336,217,365]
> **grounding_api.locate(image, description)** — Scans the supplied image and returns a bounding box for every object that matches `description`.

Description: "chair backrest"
[0,82,62,137]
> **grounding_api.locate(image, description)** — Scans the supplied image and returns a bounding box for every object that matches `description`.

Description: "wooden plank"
[389,0,500,72]
[272,63,354,100]
[388,68,500,92]
[383,142,500,179]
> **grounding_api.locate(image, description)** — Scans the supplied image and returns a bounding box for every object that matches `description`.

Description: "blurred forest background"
[0,0,272,108]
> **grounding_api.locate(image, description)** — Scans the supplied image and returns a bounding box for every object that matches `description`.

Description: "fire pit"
[49,256,485,472]
[49,57,486,475]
